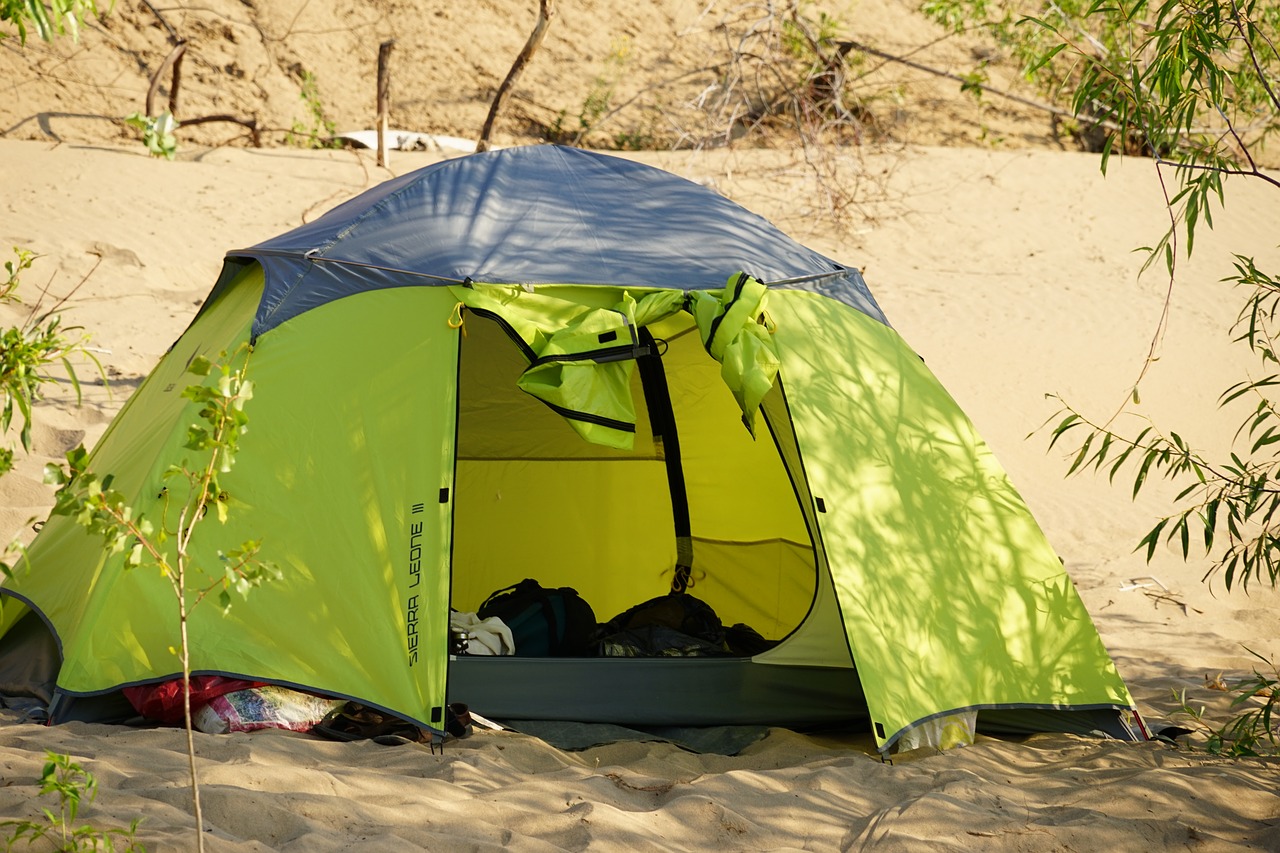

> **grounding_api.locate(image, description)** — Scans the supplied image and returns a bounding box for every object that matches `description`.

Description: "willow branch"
[1228,0,1280,114]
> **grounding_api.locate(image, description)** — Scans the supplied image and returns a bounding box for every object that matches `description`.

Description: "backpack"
[595,592,729,657]
[475,579,597,657]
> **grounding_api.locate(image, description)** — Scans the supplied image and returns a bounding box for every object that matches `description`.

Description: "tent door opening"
[448,297,820,654]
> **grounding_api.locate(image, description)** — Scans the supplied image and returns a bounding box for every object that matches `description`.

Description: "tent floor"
[446,656,870,728]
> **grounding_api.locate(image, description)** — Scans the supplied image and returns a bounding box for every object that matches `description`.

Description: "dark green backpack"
[476,579,597,657]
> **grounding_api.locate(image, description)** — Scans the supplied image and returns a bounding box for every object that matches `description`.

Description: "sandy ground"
[0,0,1064,154]
[0,137,1277,850]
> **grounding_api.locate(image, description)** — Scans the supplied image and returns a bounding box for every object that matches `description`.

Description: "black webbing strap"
[636,328,694,592]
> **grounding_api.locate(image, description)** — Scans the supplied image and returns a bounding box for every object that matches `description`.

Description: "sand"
[0,0,1057,154]
[2,1,1280,847]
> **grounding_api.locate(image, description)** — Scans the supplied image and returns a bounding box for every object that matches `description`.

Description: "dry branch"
[177,114,262,147]
[146,39,188,118]
[141,0,179,43]
[478,0,555,152]
[838,38,1116,130]
[140,30,260,148]
[377,40,395,168]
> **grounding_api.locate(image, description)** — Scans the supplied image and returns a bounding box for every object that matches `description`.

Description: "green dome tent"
[0,146,1142,752]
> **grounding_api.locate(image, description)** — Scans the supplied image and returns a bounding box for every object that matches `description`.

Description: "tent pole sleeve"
[636,328,694,592]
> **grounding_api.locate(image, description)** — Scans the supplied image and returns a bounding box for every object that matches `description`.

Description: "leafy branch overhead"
[1020,0,1279,593]
[921,0,1280,755]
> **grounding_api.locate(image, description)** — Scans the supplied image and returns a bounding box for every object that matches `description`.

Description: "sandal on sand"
[446,703,473,739]
[313,702,426,743]
[313,701,474,750]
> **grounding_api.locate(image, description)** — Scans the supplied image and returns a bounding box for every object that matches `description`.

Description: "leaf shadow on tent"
[775,299,1126,737]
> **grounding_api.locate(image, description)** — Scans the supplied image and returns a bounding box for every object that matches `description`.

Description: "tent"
[0,145,1143,752]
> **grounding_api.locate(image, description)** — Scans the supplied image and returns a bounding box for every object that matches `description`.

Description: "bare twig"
[1155,152,1280,191]
[685,5,889,223]
[145,39,188,118]
[1227,0,1280,115]
[27,252,103,328]
[839,37,1121,130]
[176,114,261,147]
[140,0,180,43]
[1097,158,1179,429]
[549,65,720,145]
[377,40,395,168]
[302,150,376,224]
[169,43,185,117]
[1143,589,1203,614]
[478,0,555,152]
[279,0,313,42]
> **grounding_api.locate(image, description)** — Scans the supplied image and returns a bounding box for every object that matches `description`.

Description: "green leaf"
[42,462,69,486]
[1047,413,1081,450]
[1252,427,1280,453]
[1139,518,1169,561]
[1204,499,1218,550]
[1134,450,1158,498]
[185,425,211,450]
[1068,432,1095,475]
[1092,432,1114,470]
[1026,41,1069,76]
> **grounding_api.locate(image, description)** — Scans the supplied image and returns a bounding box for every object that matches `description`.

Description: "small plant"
[546,37,631,145]
[612,128,655,150]
[780,2,841,60]
[1174,650,1280,757]
[46,345,278,853]
[285,71,339,149]
[1,751,143,852]
[0,248,98,478]
[123,112,177,161]
[0,247,100,585]
[581,38,630,133]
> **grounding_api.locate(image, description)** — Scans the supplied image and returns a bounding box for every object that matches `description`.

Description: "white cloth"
[450,611,515,656]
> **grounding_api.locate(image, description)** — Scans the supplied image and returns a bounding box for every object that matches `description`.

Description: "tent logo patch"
[406,503,425,666]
